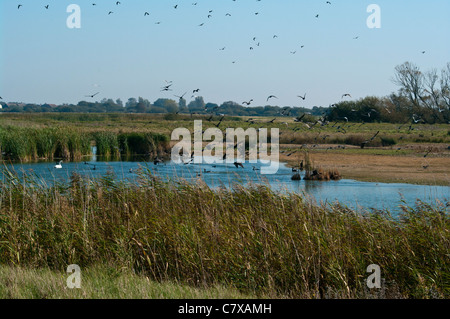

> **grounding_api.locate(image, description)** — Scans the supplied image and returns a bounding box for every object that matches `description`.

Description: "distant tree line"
[327,62,450,124]
[0,96,327,118]
[1,62,448,124]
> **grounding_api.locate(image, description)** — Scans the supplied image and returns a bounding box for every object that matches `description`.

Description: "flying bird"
[267,95,278,101]
[85,92,100,98]
[297,93,306,100]
[174,92,187,100]
[342,93,352,98]
[234,162,244,168]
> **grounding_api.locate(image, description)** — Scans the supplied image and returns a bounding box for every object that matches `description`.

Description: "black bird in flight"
[423,149,432,158]
[144,12,149,16]
[85,92,100,98]
[45,5,49,9]
[116,1,121,5]
[297,93,306,100]
[267,95,278,101]
[342,93,352,98]
[193,89,200,93]
[108,11,113,15]
[215,116,225,128]
[174,92,187,100]
[161,84,173,91]
[242,99,253,105]
[294,114,306,122]
[18,4,22,9]
[234,162,244,168]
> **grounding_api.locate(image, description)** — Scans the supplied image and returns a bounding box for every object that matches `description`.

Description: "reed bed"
[0,127,169,162]
[0,168,447,299]
[303,168,342,181]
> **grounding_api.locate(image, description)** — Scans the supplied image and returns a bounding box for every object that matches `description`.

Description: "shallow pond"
[1,155,448,214]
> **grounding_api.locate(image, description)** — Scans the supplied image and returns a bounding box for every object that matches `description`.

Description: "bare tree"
[392,62,424,109]
[440,62,450,109]
[423,68,440,109]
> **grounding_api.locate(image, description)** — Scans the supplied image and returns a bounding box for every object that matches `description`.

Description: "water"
[1,154,448,214]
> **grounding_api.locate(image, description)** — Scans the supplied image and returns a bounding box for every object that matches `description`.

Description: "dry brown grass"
[280,147,450,186]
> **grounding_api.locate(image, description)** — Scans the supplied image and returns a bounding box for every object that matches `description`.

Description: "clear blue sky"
[1,0,449,108]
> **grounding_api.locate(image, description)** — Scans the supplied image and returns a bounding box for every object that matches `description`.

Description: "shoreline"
[279,146,450,187]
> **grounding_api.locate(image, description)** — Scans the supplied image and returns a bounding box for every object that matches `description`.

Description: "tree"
[153,98,178,113]
[178,97,187,112]
[188,96,206,113]
[392,62,424,109]
[116,98,124,107]
[125,98,138,108]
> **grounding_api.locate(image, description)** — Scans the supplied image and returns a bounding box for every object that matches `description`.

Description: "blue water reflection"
[1,156,448,214]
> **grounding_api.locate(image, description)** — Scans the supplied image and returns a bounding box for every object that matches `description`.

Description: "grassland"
[0,167,448,299]
[0,264,253,299]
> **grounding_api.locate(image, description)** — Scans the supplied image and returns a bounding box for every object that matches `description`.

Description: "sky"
[1,0,449,109]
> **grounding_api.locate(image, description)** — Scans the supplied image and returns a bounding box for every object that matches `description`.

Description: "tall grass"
[0,168,447,299]
[0,127,169,162]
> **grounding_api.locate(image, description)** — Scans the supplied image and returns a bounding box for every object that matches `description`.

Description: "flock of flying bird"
[9,2,436,173]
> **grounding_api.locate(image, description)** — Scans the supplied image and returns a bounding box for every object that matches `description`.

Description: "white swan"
[54,160,63,169]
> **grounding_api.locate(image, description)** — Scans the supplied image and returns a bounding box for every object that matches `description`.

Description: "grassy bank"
[0,264,253,299]
[0,168,448,299]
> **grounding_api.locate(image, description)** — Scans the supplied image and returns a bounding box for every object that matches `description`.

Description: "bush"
[380,137,397,146]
